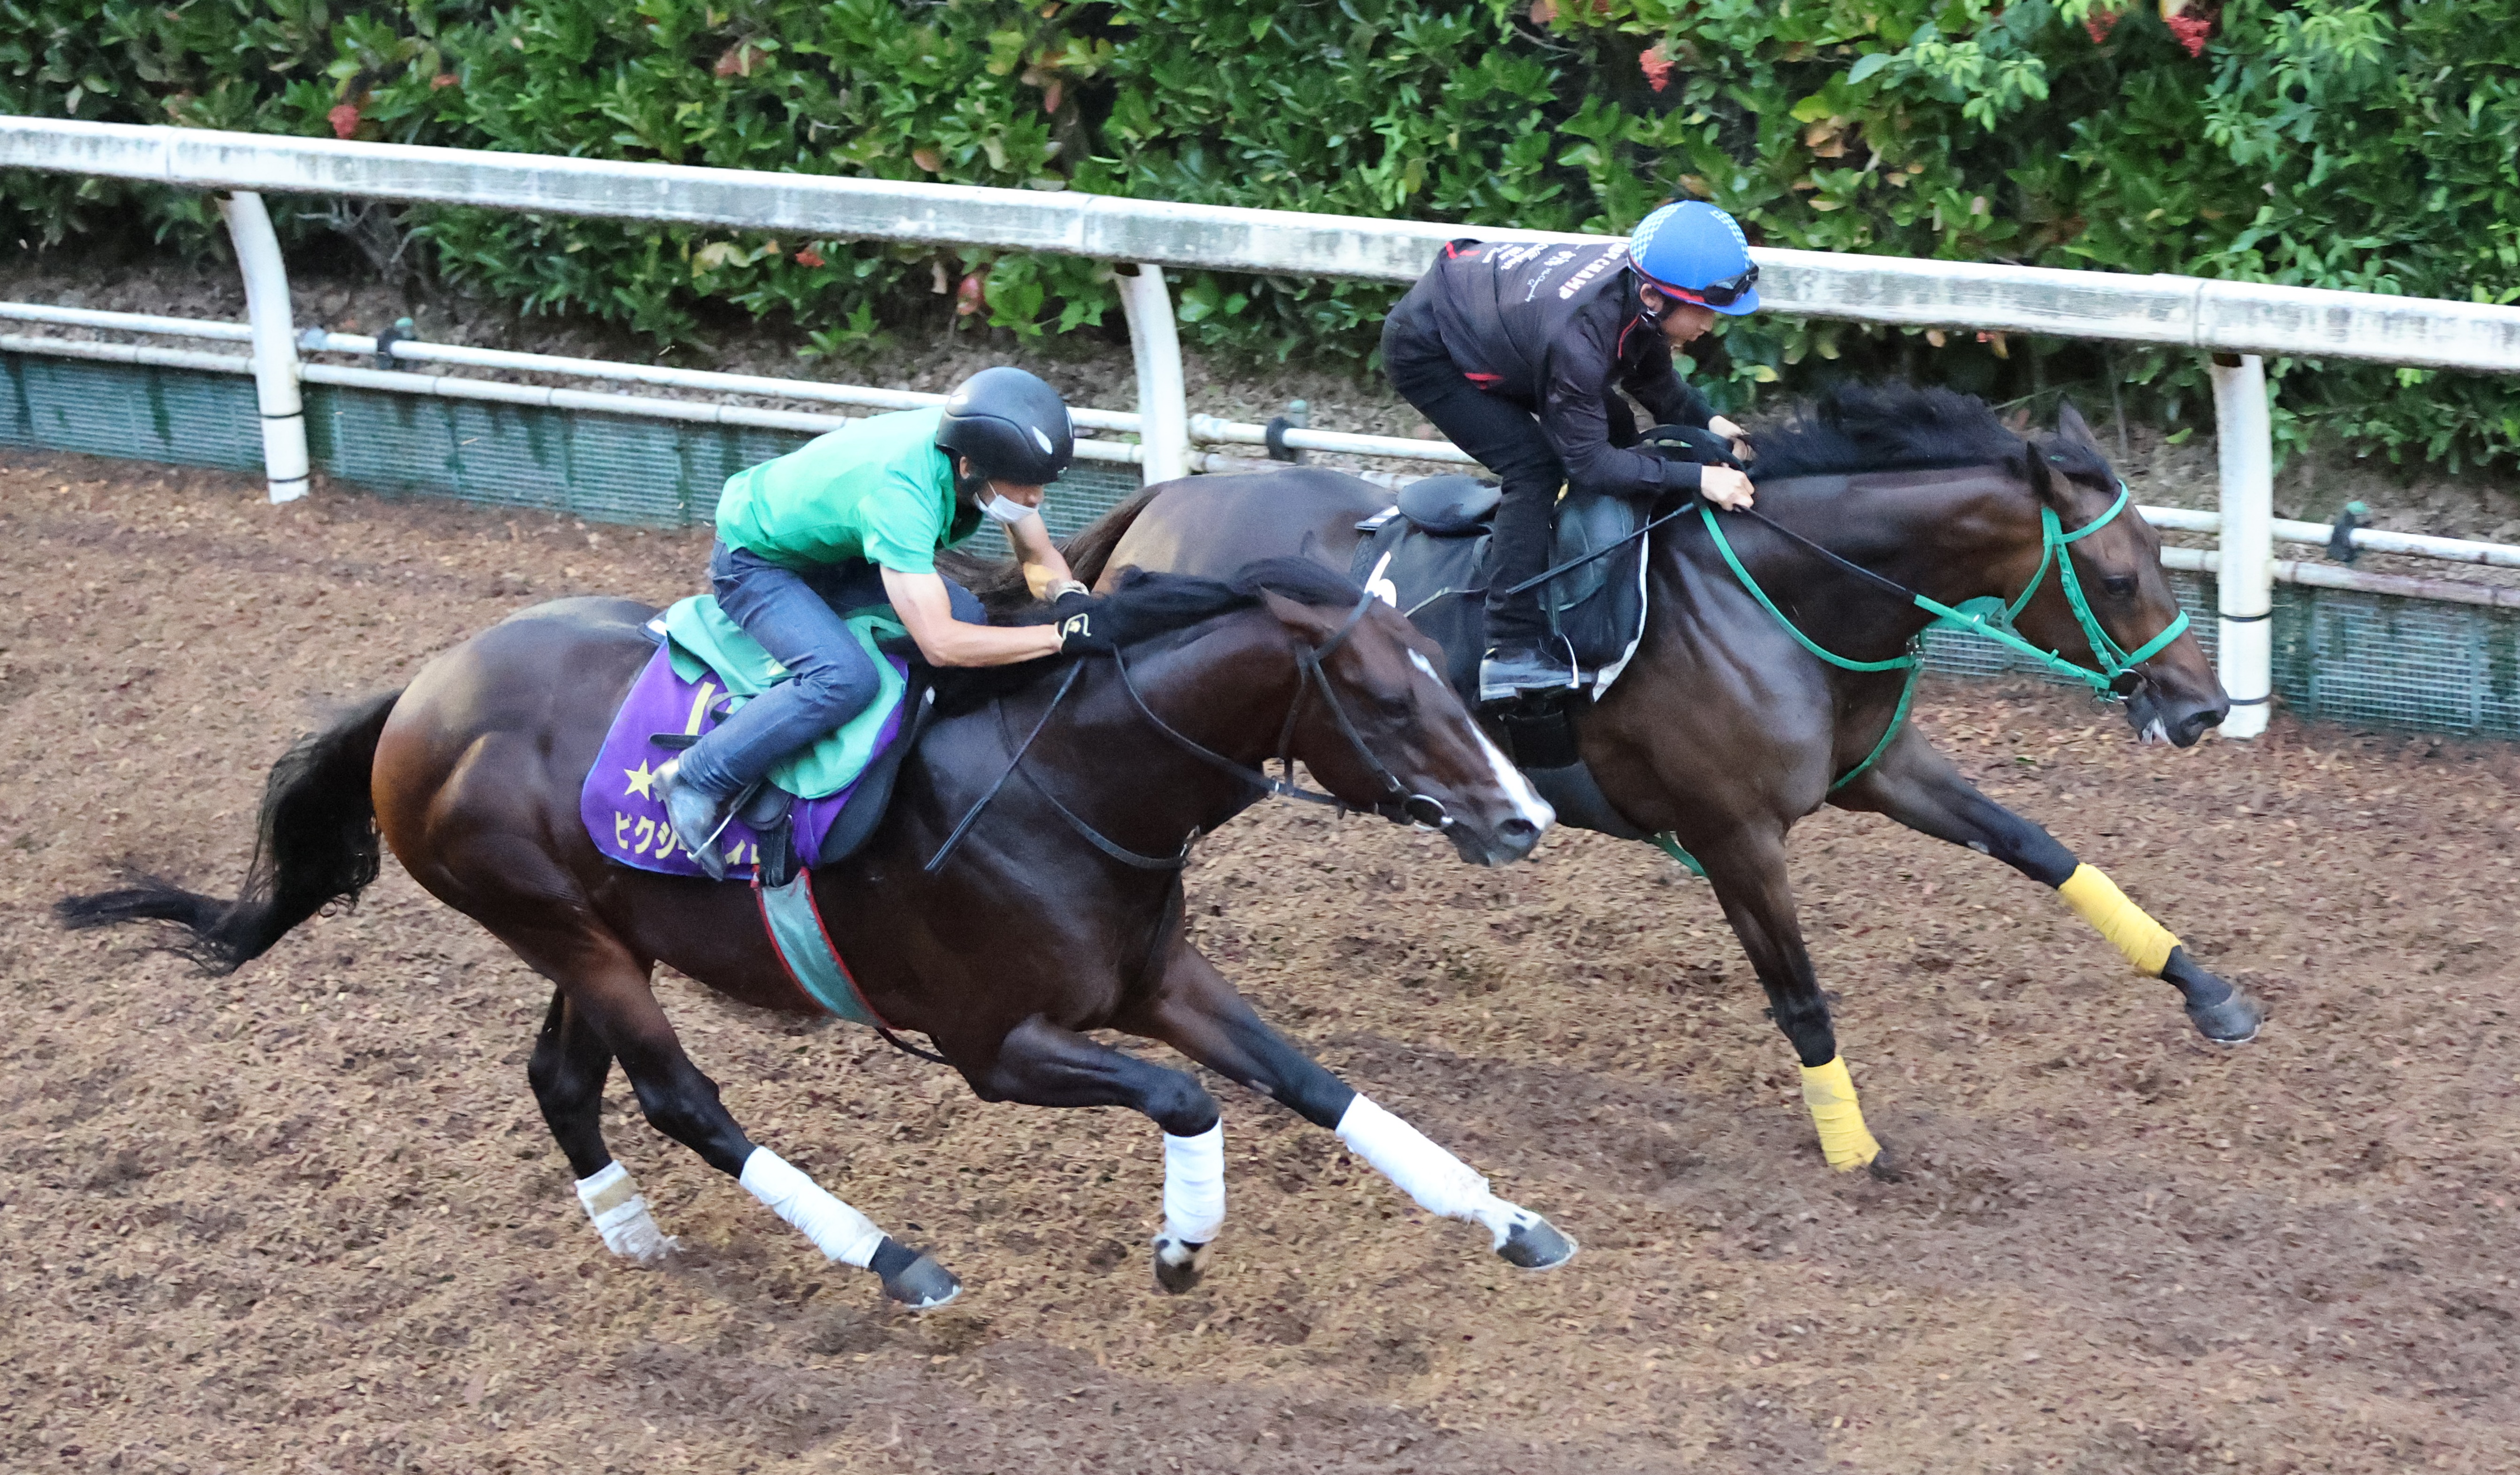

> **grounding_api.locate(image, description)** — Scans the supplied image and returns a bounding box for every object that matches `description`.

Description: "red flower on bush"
[2160,0,2218,57]
[1639,46,1674,94]
[327,102,362,140]
[2084,5,2123,42]
[794,247,826,268]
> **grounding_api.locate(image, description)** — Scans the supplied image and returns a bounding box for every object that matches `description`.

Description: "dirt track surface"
[6,452,2520,1474]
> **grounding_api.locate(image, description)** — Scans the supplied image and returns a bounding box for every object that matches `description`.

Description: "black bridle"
[923,586,1451,876]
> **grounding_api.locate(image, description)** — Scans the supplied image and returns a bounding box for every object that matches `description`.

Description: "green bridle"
[1698,479,2187,695]
[1651,476,2192,875]
[1690,479,2190,797]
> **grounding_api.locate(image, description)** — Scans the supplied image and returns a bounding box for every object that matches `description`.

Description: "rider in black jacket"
[1382,201,1762,701]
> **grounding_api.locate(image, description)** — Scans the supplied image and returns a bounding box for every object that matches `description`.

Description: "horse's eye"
[2103,575,2138,598]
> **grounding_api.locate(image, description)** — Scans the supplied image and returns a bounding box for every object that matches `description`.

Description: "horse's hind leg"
[1832,730,2264,1043]
[527,987,678,1263]
[1691,825,1895,1176]
[503,925,957,1307]
[1116,944,1575,1288]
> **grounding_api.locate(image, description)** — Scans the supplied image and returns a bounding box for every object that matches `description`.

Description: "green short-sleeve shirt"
[714,407,982,573]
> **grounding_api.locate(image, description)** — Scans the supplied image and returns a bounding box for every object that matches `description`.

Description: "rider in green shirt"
[661,367,1108,878]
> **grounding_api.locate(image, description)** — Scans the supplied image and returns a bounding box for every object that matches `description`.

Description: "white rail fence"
[9,117,2520,737]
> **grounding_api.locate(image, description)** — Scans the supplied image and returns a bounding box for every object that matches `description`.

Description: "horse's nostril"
[1499,817,1539,842]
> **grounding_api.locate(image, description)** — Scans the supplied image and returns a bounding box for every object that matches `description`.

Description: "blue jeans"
[674,541,980,799]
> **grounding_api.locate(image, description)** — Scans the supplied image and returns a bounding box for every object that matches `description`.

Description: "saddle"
[1346,425,1737,839]
[576,597,933,884]
[1348,426,1743,701]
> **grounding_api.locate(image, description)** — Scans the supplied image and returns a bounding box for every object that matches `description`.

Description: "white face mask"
[979,490,1038,525]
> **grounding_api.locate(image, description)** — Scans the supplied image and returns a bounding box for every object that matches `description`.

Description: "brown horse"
[58,560,1572,1308]
[1034,388,2265,1176]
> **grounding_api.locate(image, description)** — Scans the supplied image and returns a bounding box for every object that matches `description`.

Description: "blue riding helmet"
[1627,201,1761,317]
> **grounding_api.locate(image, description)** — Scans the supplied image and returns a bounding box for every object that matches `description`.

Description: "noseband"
[924,587,1448,876]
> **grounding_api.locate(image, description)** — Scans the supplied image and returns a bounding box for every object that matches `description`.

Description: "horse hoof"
[1865,1142,1906,1183]
[1496,1215,1577,1271]
[880,1253,961,1311]
[1151,1234,1207,1295]
[2187,985,2265,1045]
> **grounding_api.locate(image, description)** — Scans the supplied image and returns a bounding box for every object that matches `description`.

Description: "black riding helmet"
[935,367,1075,488]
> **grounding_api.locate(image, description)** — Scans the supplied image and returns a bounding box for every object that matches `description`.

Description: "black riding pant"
[1381,318,1636,654]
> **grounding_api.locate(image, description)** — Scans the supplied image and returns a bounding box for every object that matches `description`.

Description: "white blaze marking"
[1406,650,1553,833]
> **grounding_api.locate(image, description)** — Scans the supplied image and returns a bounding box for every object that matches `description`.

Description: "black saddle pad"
[1349,486,1650,702]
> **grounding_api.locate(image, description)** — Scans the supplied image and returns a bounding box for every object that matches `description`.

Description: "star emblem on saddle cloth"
[623,760,658,800]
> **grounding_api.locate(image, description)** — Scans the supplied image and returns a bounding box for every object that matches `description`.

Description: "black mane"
[1034,558,1365,642]
[928,557,1363,711]
[1750,383,2035,482]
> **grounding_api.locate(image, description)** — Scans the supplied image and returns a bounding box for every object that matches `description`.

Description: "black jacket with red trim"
[1386,237,1717,498]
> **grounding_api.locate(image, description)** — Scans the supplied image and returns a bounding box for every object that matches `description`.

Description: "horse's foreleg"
[1832,732,2263,1043]
[504,923,957,1307]
[957,1013,1229,1292]
[1695,827,1892,1175]
[526,986,677,1263]
[1118,944,1575,1286]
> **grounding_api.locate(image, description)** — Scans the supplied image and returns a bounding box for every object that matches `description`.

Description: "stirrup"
[1478,649,1576,705]
[657,759,741,880]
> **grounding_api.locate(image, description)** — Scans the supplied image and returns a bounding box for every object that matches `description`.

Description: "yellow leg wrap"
[1800,1056,1882,1171]
[2057,862,2181,976]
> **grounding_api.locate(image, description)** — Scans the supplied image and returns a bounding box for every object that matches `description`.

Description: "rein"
[1699,481,2189,697]
[925,586,1449,875]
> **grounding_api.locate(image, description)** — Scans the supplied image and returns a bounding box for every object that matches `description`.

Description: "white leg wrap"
[739,1147,888,1268]
[1335,1094,1524,1248]
[574,1161,678,1263]
[1161,1121,1226,1246]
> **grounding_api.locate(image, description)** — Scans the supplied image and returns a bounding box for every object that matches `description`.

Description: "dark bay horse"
[1041,388,2265,1176]
[59,561,1572,1307]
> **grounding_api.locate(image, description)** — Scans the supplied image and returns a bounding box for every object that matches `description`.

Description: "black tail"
[56,690,403,974]
[937,485,1167,621]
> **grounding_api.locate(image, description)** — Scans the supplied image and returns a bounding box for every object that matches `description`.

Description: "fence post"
[216,191,309,504]
[2209,353,2273,738]
[1116,264,1191,484]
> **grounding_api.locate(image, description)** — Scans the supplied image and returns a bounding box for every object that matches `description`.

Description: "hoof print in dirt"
[878,1250,961,1311]
[1495,1215,1577,1271]
[1151,1234,1208,1295]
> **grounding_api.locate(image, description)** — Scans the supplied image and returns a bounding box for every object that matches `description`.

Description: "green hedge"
[5,1,2517,467]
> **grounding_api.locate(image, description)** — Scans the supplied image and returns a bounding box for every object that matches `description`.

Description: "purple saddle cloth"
[578,642,906,880]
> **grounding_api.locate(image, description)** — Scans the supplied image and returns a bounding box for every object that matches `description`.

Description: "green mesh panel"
[16,354,2520,739]
[302,380,1147,542]
[2271,581,2520,735]
[2,351,263,471]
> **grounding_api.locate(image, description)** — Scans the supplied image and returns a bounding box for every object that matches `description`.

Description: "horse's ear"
[2024,437,2073,510]
[2056,400,2101,450]
[1258,588,1339,641]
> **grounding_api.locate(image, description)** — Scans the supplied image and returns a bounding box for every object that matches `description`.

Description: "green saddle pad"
[657,595,909,801]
